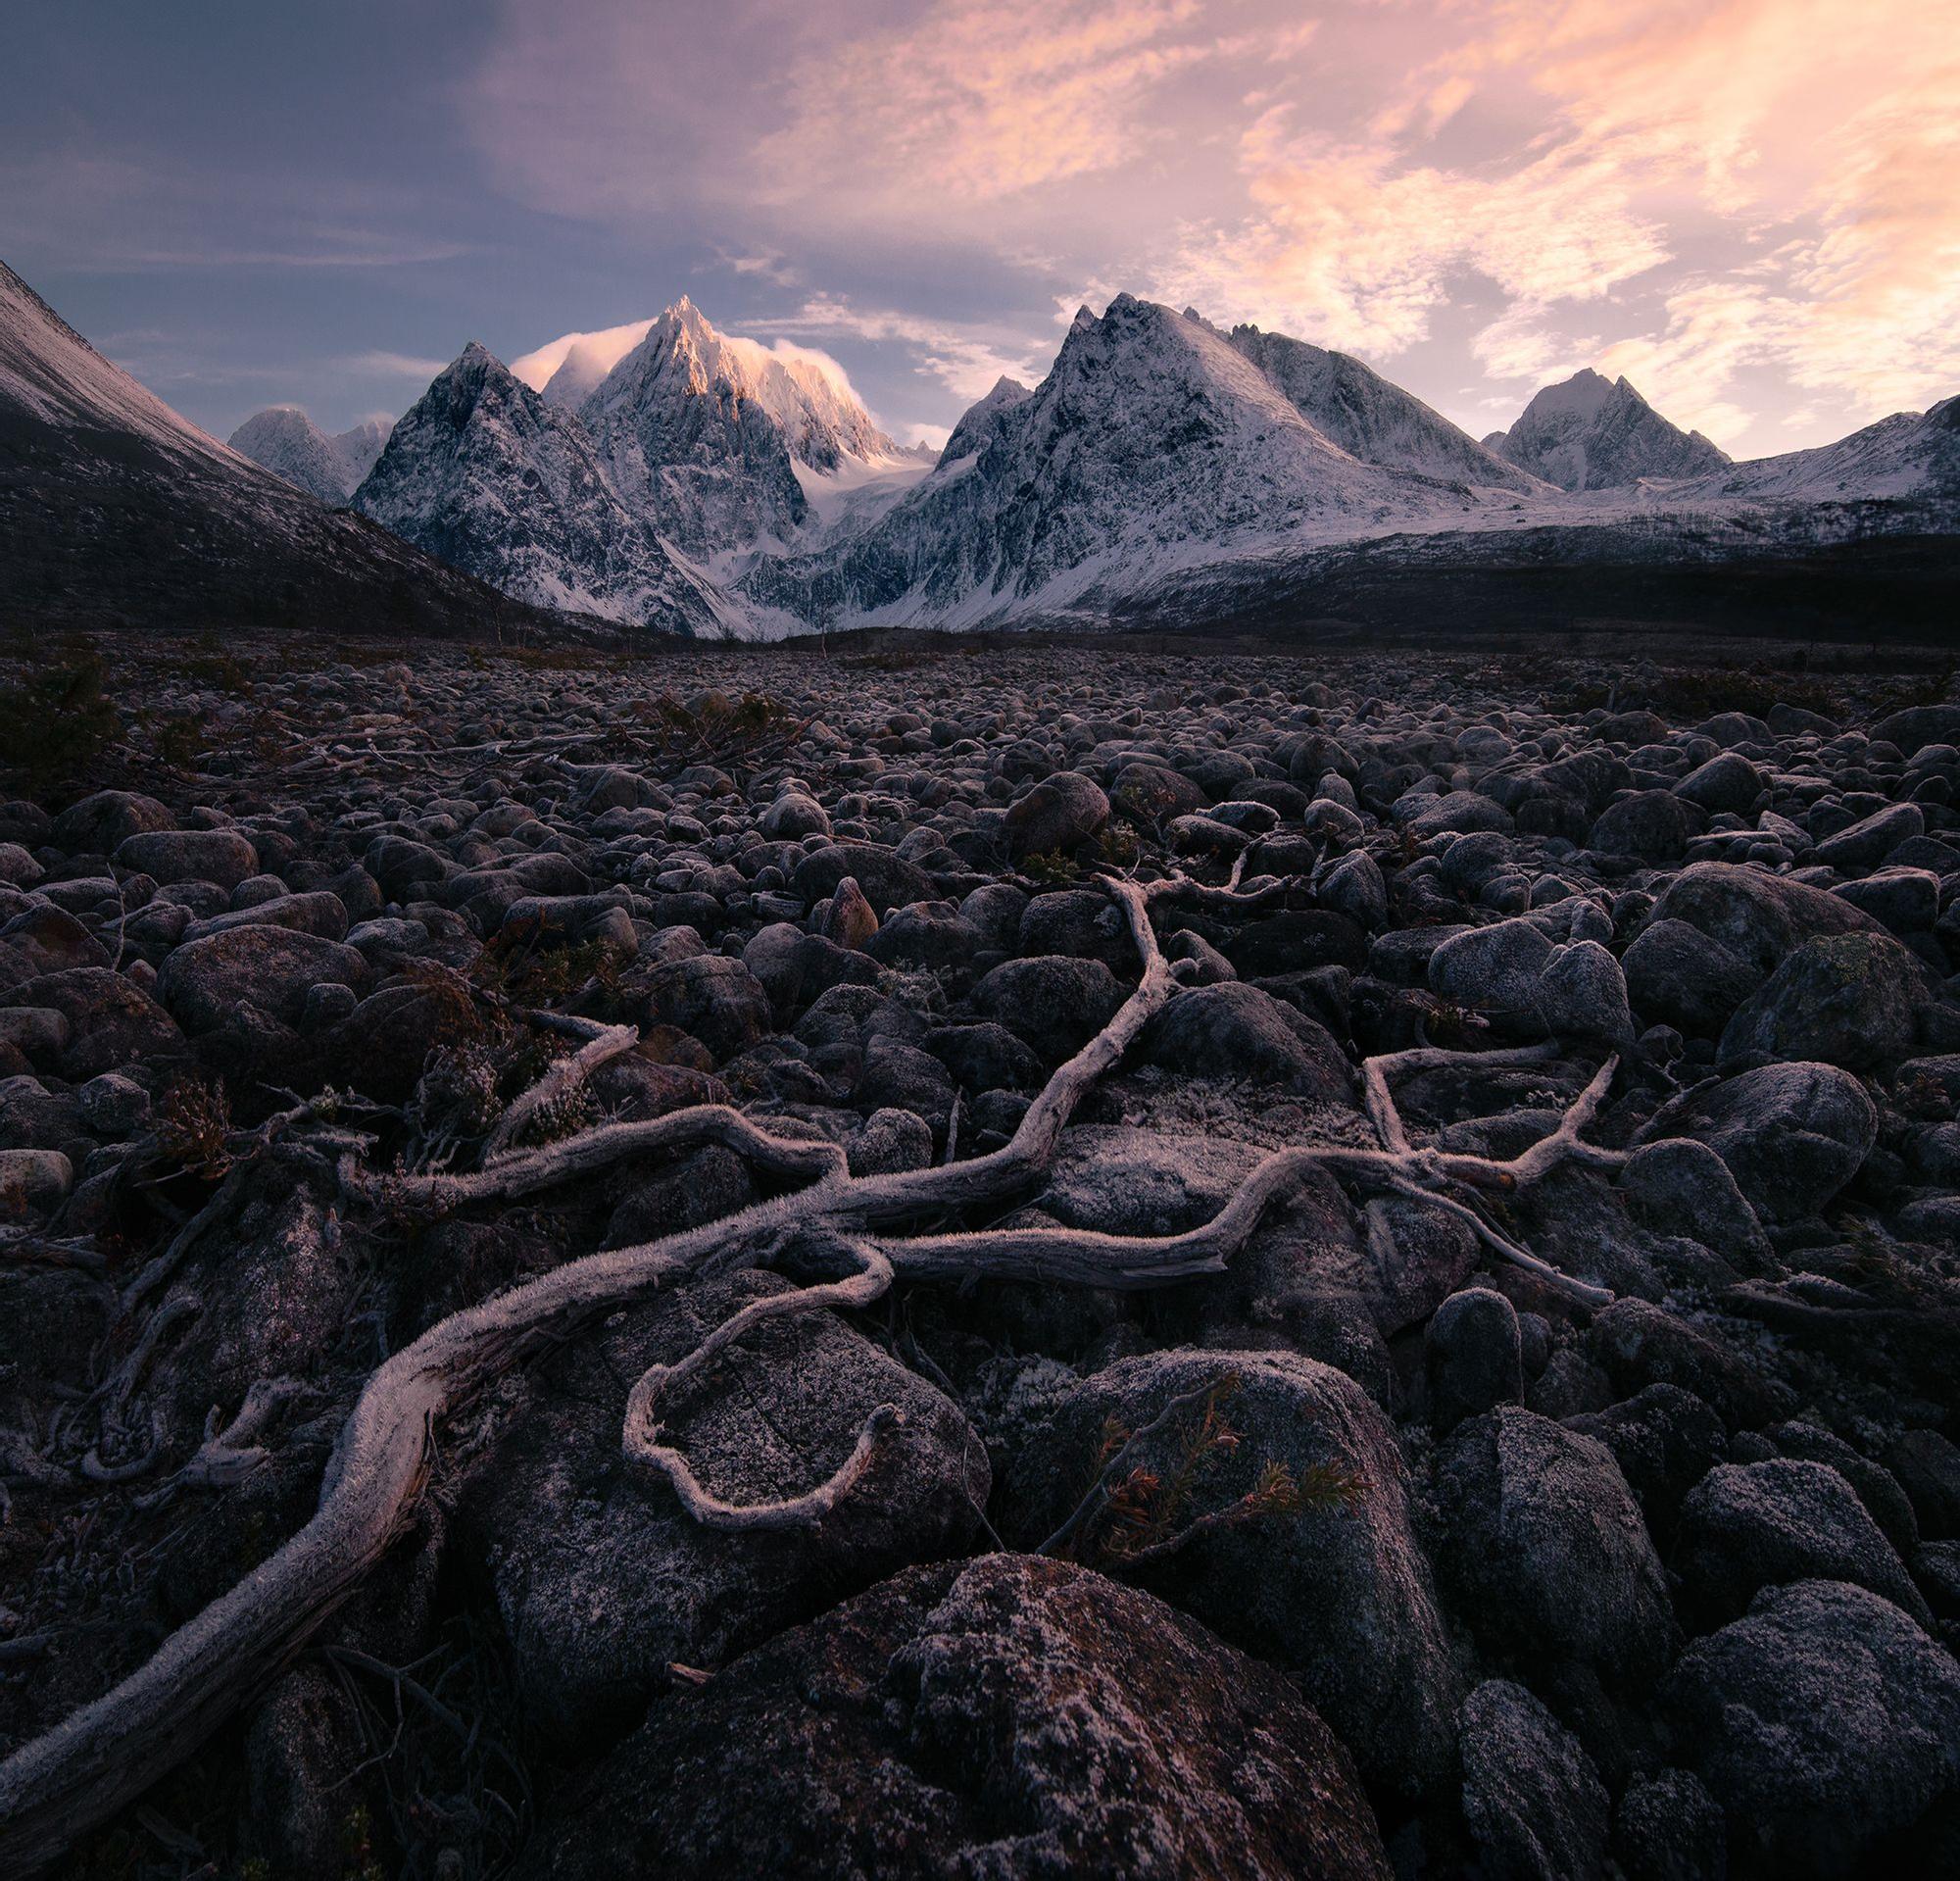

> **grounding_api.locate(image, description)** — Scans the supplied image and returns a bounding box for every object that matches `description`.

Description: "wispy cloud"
[342,350,451,380]
[452,0,1960,453]
[0,151,468,272]
[765,295,1054,401]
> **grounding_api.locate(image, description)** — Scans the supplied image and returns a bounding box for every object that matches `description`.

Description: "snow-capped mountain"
[1490,369,1730,490]
[1223,323,1543,493]
[352,341,723,634]
[569,298,923,560]
[0,256,553,638]
[227,407,393,504]
[575,303,811,557]
[742,296,1530,631]
[335,415,393,488]
[1686,395,1960,505]
[32,245,1950,646]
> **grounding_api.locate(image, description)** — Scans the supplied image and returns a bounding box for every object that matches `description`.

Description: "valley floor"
[2,626,1959,1879]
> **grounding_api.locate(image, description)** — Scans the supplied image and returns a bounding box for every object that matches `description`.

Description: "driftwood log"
[0,870,1622,1871]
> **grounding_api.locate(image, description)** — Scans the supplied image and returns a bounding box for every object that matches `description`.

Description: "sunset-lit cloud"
[10,2,1949,452]
[763,296,1054,402]
[454,0,1959,453]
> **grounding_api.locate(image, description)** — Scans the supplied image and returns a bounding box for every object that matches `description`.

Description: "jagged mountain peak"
[1523,366,1620,422]
[941,375,1034,462]
[353,338,719,633]
[1494,368,1730,490]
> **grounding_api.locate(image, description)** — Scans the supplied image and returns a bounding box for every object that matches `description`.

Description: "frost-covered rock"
[515,1556,1393,1881]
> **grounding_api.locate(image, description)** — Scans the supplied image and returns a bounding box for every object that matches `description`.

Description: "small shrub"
[1021,848,1078,887]
[0,642,121,786]
[152,1075,232,1179]
[1066,1374,1364,1570]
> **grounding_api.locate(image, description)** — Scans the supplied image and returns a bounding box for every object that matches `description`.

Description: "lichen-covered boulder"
[1004,1349,1461,1795]
[1663,1579,1960,1876]
[1435,1406,1677,1688]
[514,1555,1391,1881]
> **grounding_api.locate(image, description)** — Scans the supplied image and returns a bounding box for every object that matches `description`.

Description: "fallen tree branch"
[0,867,1623,1869]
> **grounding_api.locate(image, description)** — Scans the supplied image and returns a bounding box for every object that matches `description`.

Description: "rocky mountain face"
[575,298,914,559]
[0,257,555,637]
[938,375,1031,464]
[576,304,810,558]
[1225,322,1543,493]
[744,296,1526,630]
[353,342,722,634]
[227,407,393,504]
[1491,369,1731,490]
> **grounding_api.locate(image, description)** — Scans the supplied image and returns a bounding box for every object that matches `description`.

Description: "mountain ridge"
[0,257,562,639]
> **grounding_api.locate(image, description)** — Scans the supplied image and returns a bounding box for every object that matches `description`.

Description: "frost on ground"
[0,631,1958,1879]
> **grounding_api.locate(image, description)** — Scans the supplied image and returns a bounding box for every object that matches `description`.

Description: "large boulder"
[1142,982,1351,1101]
[1646,862,1882,975]
[0,904,109,979]
[1644,1062,1877,1221]
[1004,771,1111,861]
[1813,802,1924,871]
[115,828,261,890]
[642,955,773,1062]
[1872,703,1960,757]
[50,788,172,855]
[1663,1579,1960,1876]
[791,843,936,916]
[1429,921,1632,1041]
[1564,1385,1730,1540]
[1717,931,1934,1071]
[1036,1126,1266,1237]
[1675,752,1763,815]
[1621,917,1760,1036]
[1435,1406,1677,1688]
[1616,1138,1774,1278]
[1587,1299,1784,1433]
[1672,1460,1931,1629]
[0,966,183,1078]
[972,956,1124,1056]
[155,927,368,1032]
[1589,791,1691,862]
[455,1271,990,1747]
[514,1556,1392,1881]
[1459,1679,1611,1881]
[1004,1349,1462,1795]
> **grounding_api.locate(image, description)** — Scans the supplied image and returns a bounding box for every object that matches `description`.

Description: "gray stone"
[1644,1061,1877,1221]
[1459,1678,1611,1881]
[514,1556,1392,1881]
[456,1271,990,1747]
[1663,1579,1960,1876]
[1674,1459,1931,1629]
[1436,1406,1677,1687]
[1004,1349,1462,1796]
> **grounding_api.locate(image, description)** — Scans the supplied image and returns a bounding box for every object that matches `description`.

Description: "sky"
[4,0,1956,458]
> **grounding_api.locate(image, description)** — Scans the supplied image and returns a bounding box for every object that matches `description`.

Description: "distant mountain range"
[0,259,559,638]
[11,255,1958,641]
[225,407,391,505]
